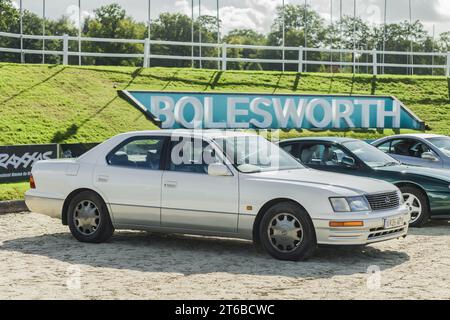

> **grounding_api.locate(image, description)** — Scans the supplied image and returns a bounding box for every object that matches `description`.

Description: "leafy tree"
[0,0,19,31]
[83,3,146,66]
[0,0,20,62]
[264,4,326,71]
[46,16,81,64]
[149,12,195,68]
[0,0,449,73]
[150,13,219,68]
[222,29,265,70]
[372,20,433,74]
[439,32,450,50]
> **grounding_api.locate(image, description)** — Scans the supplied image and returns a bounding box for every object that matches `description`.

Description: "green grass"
[1,63,449,201]
[0,182,29,201]
[0,63,449,146]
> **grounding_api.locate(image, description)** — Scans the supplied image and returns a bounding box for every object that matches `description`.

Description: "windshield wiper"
[377,161,400,167]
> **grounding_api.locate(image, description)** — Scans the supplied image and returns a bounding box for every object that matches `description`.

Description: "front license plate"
[384,216,405,229]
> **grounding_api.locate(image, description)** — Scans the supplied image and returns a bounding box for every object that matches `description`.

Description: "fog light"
[329,221,364,227]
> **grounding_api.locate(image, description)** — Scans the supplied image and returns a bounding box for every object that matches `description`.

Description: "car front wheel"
[67,191,115,243]
[400,186,430,228]
[259,202,317,261]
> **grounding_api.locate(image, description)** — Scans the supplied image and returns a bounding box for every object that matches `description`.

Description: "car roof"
[279,137,358,144]
[379,133,446,140]
[115,129,257,140]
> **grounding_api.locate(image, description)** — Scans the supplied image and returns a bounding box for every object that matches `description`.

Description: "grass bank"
[1,63,449,201]
[1,63,449,146]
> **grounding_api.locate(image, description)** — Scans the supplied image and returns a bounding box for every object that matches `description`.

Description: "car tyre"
[259,202,316,261]
[68,191,114,243]
[399,186,430,228]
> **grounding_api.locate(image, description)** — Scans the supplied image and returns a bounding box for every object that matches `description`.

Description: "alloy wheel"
[403,193,422,223]
[267,213,304,253]
[73,200,101,236]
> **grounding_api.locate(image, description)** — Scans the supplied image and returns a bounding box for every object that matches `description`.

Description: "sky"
[12,0,450,36]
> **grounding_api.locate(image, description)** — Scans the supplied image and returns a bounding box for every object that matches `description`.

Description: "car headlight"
[329,196,370,212]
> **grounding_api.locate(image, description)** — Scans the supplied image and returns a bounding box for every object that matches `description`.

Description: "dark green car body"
[278,137,450,219]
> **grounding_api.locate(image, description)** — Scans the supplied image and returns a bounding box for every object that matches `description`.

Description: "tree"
[263,4,326,71]
[150,13,219,68]
[438,32,450,51]
[0,0,448,72]
[83,3,146,66]
[222,29,265,70]
[45,16,79,64]
[0,0,20,62]
[371,20,432,74]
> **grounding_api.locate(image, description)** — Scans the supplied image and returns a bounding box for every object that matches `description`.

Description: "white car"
[26,130,410,261]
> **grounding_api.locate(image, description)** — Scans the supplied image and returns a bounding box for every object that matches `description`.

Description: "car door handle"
[164,181,177,188]
[97,175,109,183]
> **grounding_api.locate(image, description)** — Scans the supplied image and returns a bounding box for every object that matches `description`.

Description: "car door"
[93,135,166,227]
[383,138,442,168]
[160,136,239,233]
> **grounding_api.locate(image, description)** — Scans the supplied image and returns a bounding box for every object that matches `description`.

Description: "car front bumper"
[313,206,410,245]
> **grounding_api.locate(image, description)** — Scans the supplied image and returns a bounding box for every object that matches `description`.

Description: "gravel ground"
[0,212,449,300]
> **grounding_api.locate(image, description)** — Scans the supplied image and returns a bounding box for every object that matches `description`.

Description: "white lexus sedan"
[26,130,410,261]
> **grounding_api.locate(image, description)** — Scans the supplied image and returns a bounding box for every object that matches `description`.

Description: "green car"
[278,137,450,227]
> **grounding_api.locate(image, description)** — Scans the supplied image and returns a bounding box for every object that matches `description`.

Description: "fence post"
[143,38,150,68]
[447,52,450,77]
[298,46,304,73]
[372,49,377,76]
[353,48,356,74]
[221,43,227,71]
[62,34,68,66]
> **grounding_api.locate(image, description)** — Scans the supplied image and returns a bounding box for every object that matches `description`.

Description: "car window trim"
[293,141,368,170]
[388,138,420,157]
[376,139,392,154]
[279,142,300,160]
[164,136,234,176]
[105,135,168,171]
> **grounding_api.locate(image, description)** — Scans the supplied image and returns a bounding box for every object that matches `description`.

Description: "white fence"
[1,31,449,76]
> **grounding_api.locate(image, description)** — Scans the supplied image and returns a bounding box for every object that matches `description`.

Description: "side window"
[299,143,354,167]
[168,138,220,174]
[390,139,430,158]
[299,144,326,165]
[377,141,392,153]
[107,136,165,170]
[410,141,431,158]
[390,139,414,156]
[281,143,300,159]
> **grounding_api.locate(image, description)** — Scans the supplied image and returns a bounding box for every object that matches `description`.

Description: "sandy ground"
[0,212,449,300]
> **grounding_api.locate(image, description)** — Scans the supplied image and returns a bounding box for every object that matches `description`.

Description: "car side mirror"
[421,152,439,162]
[342,156,356,167]
[208,163,232,176]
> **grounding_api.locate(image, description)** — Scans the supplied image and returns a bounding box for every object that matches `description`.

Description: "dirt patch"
[0,212,449,299]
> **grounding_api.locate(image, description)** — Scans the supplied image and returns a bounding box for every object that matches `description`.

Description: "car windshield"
[343,140,399,168]
[427,137,450,157]
[214,135,304,173]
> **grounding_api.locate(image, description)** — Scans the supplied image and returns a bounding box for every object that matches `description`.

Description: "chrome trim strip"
[108,203,241,216]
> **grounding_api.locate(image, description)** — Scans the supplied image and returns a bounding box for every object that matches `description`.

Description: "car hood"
[246,169,397,195]
[376,164,450,182]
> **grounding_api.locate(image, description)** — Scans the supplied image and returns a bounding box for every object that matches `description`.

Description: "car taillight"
[30,174,36,189]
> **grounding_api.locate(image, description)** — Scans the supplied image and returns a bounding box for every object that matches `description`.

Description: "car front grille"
[365,191,400,211]
[368,226,406,240]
